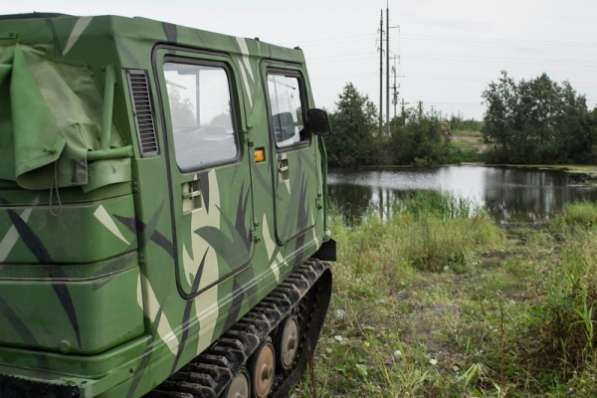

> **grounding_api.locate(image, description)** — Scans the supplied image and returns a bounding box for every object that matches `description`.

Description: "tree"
[388,107,451,166]
[482,71,592,164]
[482,72,519,161]
[326,83,379,167]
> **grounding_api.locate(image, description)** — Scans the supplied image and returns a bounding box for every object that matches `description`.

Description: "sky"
[4,0,597,119]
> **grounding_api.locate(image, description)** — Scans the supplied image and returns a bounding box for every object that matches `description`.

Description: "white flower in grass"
[334,309,347,320]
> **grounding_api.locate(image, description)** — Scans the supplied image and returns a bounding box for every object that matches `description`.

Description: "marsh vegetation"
[297,194,597,397]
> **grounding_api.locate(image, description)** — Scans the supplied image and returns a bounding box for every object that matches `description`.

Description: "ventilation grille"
[128,70,159,156]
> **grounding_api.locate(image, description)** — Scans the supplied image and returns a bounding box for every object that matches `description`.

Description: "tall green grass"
[391,191,477,220]
[312,193,505,396]
[527,202,597,388]
[304,195,597,397]
[553,201,597,229]
[333,192,503,274]
[480,201,597,394]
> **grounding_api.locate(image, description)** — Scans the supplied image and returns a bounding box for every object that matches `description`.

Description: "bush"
[388,112,453,166]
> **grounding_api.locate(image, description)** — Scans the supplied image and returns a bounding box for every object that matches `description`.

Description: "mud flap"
[313,239,336,262]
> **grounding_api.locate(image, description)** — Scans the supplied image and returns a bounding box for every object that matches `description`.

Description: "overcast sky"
[5,0,597,119]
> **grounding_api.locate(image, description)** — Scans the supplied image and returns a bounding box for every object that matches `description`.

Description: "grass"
[295,195,597,397]
[553,202,597,228]
[449,129,487,163]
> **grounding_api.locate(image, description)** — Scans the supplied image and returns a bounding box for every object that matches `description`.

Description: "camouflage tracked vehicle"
[0,12,335,398]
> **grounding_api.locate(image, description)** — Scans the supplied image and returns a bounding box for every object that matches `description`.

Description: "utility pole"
[392,55,398,119]
[401,98,407,127]
[386,2,390,136]
[378,9,384,137]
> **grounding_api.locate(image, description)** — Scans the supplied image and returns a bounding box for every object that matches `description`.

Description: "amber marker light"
[254,148,266,163]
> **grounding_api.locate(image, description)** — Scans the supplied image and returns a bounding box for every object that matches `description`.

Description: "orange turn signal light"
[254,148,266,163]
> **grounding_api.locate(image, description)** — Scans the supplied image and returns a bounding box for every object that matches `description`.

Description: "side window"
[267,72,307,148]
[164,61,238,171]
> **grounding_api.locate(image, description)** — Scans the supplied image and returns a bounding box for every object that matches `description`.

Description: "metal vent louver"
[128,70,159,156]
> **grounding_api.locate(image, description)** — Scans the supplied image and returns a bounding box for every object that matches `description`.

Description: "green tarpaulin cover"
[0,43,130,191]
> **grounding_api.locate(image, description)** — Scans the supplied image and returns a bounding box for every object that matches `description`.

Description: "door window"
[267,73,307,148]
[164,62,238,171]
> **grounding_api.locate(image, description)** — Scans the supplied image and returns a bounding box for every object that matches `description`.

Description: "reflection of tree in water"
[330,184,426,224]
[373,189,423,222]
[483,169,597,222]
[329,184,372,224]
[330,167,597,224]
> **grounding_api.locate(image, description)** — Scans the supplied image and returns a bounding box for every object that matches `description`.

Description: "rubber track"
[0,374,80,398]
[147,259,332,398]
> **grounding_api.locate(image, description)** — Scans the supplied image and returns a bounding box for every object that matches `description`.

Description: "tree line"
[482,72,597,164]
[325,83,464,168]
[326,73,597,168]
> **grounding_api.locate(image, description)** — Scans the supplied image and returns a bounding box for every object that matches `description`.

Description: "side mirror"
[306,108,332,137]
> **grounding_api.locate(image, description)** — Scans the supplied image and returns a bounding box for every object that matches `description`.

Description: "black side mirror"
[306,108,332,137]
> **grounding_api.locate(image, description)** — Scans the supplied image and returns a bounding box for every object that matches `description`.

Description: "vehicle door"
[263,65,320,246]
[155,47,254,299]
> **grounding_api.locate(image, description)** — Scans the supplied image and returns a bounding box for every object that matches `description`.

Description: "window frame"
[162,56,242,174]
[264,67,311,152]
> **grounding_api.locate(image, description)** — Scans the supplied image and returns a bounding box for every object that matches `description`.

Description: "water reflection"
[328,166,597,222]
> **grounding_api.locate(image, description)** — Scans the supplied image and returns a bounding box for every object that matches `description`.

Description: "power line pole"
[392,55,398,119]
[378,9,384,137]
[386,2,390,136]
[401,98,407,127]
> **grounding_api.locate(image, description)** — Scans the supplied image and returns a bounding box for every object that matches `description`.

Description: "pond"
[328,165,597,223]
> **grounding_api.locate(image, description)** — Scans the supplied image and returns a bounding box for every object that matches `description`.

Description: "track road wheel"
[224,368,250,398]
[277,316,300,370]
[250,341,275,398]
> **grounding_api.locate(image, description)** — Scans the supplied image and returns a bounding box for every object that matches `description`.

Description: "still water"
[328,165,597,222]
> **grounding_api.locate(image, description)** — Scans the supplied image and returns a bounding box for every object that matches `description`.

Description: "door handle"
[278,158,289,180]
[182,189,202,200]
[182,180,202,212]
[278,158,289,173]
[182,180,202,200]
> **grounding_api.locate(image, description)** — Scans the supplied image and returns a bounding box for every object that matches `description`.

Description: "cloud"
[4,0,597,118]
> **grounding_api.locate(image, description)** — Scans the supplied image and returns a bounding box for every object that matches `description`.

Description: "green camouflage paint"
[0,13,330,398]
